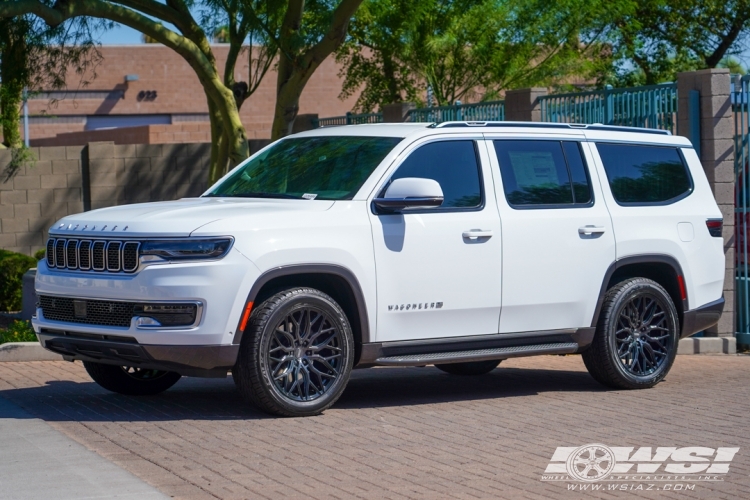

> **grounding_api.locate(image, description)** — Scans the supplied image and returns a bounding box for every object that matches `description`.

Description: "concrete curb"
[0,342,63,362]
[678,337,736,355]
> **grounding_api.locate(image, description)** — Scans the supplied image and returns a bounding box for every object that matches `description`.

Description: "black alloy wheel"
[235,288,354,417]
[583,277,679,390]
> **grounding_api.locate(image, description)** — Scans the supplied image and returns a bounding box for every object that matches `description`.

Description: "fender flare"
[232,264,371,346]
[591,254,687,328]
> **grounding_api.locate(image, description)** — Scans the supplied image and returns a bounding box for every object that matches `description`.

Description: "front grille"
[46,238,139,273]
[39,295,135,327]
[39,296,200,328]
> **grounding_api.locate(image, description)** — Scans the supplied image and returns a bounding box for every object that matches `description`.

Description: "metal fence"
[539,83,678,133]
[733,75,750,345]
[314,112,383,127]
[405,100,505,123]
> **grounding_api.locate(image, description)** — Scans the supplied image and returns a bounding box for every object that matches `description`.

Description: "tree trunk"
[204,76,249,185]
[0,21,27,148]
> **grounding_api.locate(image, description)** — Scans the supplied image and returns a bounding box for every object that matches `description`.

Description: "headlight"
[140,238,233,260]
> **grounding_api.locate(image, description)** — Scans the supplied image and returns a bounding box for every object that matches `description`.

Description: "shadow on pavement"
[0,362,604,422]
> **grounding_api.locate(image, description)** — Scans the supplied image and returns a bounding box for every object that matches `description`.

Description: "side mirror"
[373,177,444,214]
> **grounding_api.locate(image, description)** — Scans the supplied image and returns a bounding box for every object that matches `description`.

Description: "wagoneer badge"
[388,302,443,311]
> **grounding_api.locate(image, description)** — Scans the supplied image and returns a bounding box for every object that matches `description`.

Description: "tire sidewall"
[606,282,679,386]
[253,291,354,415]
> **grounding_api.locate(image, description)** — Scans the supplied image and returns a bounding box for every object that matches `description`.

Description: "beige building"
[23,45,359,146]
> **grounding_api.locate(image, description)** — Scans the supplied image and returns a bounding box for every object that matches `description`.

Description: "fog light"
[134,303,198,327]
[135,316,162,327]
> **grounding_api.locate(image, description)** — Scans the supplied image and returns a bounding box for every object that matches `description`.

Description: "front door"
[488,137,616,333]
[369,138,502,342]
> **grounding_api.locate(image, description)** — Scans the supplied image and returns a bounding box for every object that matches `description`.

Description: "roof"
[290,121,692,147]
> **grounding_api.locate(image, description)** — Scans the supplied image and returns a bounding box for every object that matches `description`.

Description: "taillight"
[706,219,723,238]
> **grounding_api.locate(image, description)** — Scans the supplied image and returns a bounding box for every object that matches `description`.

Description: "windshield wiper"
[205,192,300,199]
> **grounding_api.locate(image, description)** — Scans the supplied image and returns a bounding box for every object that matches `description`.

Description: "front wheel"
[582,277,679,390]
[83,362,182,395]
[235,288,355,417]
[435,360,501,375]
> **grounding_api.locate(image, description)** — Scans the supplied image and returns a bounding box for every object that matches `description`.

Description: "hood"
[49,197,335,238]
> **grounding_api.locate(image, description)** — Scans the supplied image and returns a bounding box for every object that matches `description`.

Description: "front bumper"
[38,328,238,377]
[681,296,725,338]
[32,249,258,346]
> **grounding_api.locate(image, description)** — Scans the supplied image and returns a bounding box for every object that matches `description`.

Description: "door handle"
[578,225,606,235]
[462,229,493,239]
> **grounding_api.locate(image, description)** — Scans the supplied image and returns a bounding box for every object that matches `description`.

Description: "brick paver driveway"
[0,355,749,499]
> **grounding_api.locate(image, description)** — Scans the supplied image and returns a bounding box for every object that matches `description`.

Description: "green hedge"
[0,320,36,344]
[0,249,38,312]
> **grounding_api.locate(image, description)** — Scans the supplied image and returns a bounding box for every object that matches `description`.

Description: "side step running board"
[375,342,578,366]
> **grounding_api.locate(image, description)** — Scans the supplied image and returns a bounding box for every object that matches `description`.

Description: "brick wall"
[0,140,252,256]
[30,122,212,147]
[20,45,360,143]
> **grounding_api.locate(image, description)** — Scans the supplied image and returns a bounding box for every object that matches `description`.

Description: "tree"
[338,0,614,111]
[0,14,101,179]
[0,1,364,185]
[606,0,750,86]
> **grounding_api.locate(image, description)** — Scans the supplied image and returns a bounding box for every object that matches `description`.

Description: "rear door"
[486,136,616,333]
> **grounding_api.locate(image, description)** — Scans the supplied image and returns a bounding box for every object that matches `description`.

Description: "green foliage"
[33,248,45,261]
[0,319,36,344]
[338,0,614,111]
[0,249,37,312]
[603,0,750,86]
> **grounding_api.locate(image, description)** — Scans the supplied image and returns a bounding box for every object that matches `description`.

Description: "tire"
[235,288,355,417]
[435,360,501,375]
[582,277,679,390]
[83,362,181,396]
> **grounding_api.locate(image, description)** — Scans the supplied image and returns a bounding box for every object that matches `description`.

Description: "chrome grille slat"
[92,241,106,271]
[122,242,140,272]
[106,241,122,271]
[46,239,55,267]
[54,240,66,269]
[65,239,78,269]
[78,240,91,270]
[44,238,139,273]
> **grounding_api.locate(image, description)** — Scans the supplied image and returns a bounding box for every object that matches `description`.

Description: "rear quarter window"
[596,143,693,205]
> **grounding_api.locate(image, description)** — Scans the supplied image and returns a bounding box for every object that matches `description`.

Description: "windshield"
[207,136,402,200]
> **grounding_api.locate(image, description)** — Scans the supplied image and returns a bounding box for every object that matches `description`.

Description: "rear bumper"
[38,329,238,377]
[681,296,725,338]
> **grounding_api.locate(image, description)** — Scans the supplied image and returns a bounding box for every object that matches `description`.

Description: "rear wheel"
[583,277,679,389]
[235,288,355,417]
[435,360,501,376]
[83,362,182,395]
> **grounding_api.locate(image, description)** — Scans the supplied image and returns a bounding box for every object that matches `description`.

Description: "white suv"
[33,122,725,417]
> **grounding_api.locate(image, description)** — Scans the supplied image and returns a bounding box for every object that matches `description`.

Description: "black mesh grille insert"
[39,296,135,327]
[106,242,121,271]
[92,241,106,270]
[65,240,78,269]
[46,239,55,267]
[122,242,139,272]
[79,240,91,270]
[55,240,66,268]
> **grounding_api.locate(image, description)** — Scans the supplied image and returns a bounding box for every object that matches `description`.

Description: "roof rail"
[432,121,671,136]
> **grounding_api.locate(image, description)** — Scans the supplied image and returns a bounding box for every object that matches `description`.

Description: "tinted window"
[390,141,482,208]
[563,142,592,204]
[209,136,402,200]
[493,140,593,207]
[597,143,692,204]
